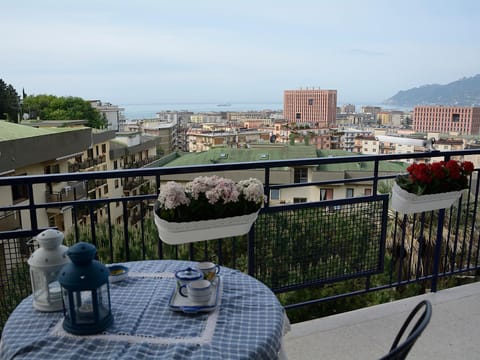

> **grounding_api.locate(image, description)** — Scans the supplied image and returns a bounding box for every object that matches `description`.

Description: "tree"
[23,95,107,128]
[0,79,21,123]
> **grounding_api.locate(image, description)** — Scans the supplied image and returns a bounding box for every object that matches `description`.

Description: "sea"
[120,102,284,120]
[119,102,411,121]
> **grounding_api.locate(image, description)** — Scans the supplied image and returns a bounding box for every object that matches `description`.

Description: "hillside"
[384,74,480,107]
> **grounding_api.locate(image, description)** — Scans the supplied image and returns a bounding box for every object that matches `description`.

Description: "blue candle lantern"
[58,242,113,335]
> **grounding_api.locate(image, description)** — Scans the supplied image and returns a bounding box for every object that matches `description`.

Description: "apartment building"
[89,100,126,132]
[353,135,380,154]
[109,132,159,227]
[361,106,382,116]
[413,106,480,135]
[140,120,177,154]
[0,121,94,235]
[190,113,223,124]
[284,89,337,127]
[187,128,264,152]
[155,111,193,126]
[339,104,356,114]
[341,129,373,152]
[0,121,161,235]
[159,144,406,206]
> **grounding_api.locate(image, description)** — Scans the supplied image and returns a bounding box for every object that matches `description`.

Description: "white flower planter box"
[154,210,260,245]
[391,182,463,214]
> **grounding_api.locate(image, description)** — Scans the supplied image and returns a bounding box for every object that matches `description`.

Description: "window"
[346,188,354,198]
[115,179,119,189]
[320,188,334,200]
[44,164,60,174]
[104,185,109,194]
[270,188,280,200]
[12,174,29,203]
[294,168,308,183]
[102,144,107,153]
[114,160,118,170]
[364,188,372,196]
[452,114,460,122]
[308,99,314,105]
[296,112,301,120]
[293,197,307,203]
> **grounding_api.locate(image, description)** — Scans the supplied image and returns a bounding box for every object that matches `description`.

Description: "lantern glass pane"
[62,288,70,319]
[31,269,47,304]
[74,290,95,324]
[46,274,62,304]
[97,284,110,319]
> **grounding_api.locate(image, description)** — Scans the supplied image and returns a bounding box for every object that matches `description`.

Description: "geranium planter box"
[391,182,463,214]
[154,208,260,245]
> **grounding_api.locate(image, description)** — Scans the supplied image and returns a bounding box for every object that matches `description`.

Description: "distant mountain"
[384,74,480,107]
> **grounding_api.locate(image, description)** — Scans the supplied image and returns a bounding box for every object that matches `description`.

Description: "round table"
[0,260,288,359]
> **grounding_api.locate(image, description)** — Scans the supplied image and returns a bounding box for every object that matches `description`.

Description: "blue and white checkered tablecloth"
[0,260,288,360]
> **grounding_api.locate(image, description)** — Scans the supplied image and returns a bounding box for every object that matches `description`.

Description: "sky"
[2,0,480,106]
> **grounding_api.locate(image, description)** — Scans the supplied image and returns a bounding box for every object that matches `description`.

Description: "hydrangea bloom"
[157,181,190,209]
[156,176,264,222]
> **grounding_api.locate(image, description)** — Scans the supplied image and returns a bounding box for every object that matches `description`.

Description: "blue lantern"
[58,242,113,335]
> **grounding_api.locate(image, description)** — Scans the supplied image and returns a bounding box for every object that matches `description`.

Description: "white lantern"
[27,229,70,312]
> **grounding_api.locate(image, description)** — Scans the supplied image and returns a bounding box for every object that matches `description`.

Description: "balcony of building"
[76,155,107,171]
[1,149,479,357]
[124,157,157,169]
[0,211,21,232]
[284,281,480,359]
[123,176,150,196]
[45,181,87,204]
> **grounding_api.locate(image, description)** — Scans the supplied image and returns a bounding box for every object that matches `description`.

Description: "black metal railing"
[1,149,480,333]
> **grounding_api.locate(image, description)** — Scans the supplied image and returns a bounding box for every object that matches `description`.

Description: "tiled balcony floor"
[283,281,480,359]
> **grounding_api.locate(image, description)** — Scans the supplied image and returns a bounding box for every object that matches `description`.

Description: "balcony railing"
[45,181,87,203]
[1,149,480,334]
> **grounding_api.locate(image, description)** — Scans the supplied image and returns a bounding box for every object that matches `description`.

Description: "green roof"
[164,145,318,166]
[161,145,408,173]
[0,121,81,141]
[316,149,407,172]
[318,161,407,172]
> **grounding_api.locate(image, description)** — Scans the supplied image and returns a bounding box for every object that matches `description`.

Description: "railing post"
[247,227,255,276]
[431,208,445,292]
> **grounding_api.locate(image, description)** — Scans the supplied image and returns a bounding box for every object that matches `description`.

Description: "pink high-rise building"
[284,89,337,127]
[413,106,480,135]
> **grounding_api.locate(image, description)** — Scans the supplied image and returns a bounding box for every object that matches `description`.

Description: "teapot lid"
[175,267,202,281]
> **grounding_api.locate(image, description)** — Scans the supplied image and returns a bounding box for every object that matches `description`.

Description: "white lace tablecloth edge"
[49,272,222,346]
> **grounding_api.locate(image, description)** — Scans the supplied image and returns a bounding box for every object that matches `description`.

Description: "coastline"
[120,102,412,120]
[121,102,283,120]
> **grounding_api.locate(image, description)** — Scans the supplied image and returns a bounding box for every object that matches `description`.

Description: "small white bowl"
[108,265,129,283]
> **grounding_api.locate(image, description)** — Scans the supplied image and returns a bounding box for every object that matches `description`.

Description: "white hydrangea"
[158,181,190,209]
[237,178,264,203]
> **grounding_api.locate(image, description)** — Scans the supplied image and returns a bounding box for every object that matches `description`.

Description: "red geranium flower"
[396,160,474,195]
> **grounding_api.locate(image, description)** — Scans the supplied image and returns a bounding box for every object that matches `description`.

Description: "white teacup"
[197,261,220,282]
[174,267,203,289]
[179,279,213,303]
